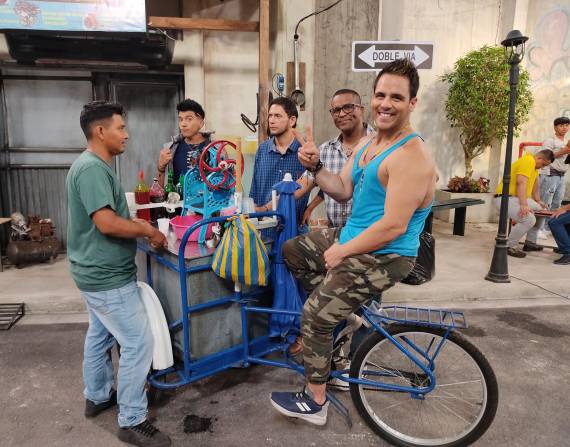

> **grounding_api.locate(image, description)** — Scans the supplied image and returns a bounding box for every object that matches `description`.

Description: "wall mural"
[524,7,570,141]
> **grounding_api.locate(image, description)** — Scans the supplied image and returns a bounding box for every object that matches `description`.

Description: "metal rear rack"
[0,303,25,330]
[370,305,467,330]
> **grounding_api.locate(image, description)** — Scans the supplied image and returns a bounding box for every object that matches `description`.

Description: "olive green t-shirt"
[66,151,136,292]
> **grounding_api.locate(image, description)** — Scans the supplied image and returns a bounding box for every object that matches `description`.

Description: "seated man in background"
[547,204,570,265]
[494,149,554,258]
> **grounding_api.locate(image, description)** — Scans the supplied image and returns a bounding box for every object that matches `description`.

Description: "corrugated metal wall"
[6,168,70,247]
[0,67,183,251]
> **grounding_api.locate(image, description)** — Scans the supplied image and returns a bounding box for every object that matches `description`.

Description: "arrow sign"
[352,41,434,71]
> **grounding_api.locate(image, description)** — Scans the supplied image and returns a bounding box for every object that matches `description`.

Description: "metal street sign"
[352,41,434,71]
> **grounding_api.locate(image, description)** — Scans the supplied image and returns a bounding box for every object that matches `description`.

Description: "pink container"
[170,215,214,241]
[221,206,237,216]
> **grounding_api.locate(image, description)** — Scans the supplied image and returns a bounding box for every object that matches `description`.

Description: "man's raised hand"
[293,126,319,169]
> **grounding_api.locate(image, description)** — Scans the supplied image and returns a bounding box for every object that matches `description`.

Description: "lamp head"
[501,30,529,64]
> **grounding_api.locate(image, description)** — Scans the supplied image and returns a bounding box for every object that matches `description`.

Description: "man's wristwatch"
[307,159,324,174]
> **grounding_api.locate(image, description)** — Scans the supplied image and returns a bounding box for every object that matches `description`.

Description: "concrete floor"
[1,219,569,446]
[1,305,570,447]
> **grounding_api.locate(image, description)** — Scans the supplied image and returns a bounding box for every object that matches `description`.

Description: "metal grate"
[0,303,25,330]
[374,305,467,330]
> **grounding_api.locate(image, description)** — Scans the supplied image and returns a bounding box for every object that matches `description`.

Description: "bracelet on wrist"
[307,160,324,174]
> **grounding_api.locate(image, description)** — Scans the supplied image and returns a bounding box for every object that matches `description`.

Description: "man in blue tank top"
[270,59,437,426]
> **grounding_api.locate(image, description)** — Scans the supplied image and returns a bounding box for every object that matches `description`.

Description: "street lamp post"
[485,30,529,283]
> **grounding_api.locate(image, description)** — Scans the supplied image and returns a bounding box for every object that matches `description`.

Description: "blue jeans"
[81,281,153,428]
[539,174,567,230]
[548,211,570,255]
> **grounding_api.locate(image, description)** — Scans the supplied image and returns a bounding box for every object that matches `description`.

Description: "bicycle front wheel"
[350,325,498,447]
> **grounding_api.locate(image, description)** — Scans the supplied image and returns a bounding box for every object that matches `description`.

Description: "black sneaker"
[553,255,570,265]
[85,390,117,418]
[553,247,562,254]
[507,247,527,258]
[118,420,171,447]
[522,241,543,252]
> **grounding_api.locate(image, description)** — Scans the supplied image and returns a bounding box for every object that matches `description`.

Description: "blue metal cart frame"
[139,212,466,399]
[137,212,499,447]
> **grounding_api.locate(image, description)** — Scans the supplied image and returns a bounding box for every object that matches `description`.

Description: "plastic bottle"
[134,170,151,221]
[149,177,165,222]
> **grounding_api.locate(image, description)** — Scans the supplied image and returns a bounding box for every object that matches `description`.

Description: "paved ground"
[2,305,570,447]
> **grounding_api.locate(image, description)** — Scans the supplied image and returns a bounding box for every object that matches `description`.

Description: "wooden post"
[258,0,270,143]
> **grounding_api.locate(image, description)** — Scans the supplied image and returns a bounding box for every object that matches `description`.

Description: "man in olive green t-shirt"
[66,101,170,447]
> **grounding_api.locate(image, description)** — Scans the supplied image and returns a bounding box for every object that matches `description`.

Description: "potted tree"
[437,45,533,223]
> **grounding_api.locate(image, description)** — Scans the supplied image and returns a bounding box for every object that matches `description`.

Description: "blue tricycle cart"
[138,206,498,447]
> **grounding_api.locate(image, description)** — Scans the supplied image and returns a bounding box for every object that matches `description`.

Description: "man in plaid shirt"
[299,89,374,228]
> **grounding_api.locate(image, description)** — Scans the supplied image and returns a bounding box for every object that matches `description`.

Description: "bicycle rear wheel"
[350,324,498,447]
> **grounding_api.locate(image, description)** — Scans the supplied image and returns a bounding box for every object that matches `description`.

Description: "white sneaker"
[537,230,548,240]
[328,373,350,391]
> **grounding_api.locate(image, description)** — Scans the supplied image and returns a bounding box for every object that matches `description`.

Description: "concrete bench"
[423,198,485,236]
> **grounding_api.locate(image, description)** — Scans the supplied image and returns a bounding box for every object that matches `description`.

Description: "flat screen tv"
[0,0,146,32]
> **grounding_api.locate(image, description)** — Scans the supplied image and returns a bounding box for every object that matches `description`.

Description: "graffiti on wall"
[524,7,570,197]
[522,7,570,140]
[527,8,570,83]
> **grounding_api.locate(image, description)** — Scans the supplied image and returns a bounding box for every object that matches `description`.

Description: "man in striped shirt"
[298,89,374,228]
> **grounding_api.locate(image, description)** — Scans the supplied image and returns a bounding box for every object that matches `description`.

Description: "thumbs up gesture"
[293,126,320,170]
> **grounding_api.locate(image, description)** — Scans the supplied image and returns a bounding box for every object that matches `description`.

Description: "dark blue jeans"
[547,211,570,255]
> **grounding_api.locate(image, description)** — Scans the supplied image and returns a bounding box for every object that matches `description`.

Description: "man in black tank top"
[270,59,437,426]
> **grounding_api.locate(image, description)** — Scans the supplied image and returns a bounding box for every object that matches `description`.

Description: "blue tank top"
[339,132,432,257]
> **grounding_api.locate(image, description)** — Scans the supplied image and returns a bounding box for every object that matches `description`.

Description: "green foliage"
[441,45,533,178]
[447,176,490,193]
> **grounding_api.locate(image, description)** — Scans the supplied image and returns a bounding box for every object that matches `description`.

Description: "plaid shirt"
[307,123,375,228]
[249,136,308,224]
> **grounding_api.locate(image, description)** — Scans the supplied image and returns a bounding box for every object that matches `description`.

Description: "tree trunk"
[464,155,474,178]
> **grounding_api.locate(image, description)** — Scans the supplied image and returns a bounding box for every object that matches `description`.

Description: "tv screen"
[0,0,146,32]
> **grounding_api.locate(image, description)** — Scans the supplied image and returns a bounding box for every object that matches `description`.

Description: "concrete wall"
[0,0,568,200]
[383,0,506,188]
[522,1,570,197]
[313,0,380,145]
[174,0,570,199]
[374,0,569,198]
[173,0,316,195]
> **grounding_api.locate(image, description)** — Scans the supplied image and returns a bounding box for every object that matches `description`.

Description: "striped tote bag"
[211,215,270,286]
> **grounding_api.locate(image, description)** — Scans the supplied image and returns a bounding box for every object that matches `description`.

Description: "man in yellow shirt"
[494,149,554,258]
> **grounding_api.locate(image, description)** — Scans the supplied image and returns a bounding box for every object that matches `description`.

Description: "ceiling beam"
[148,16,259,32]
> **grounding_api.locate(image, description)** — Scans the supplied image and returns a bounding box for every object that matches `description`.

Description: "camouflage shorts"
[283,228,415,384]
